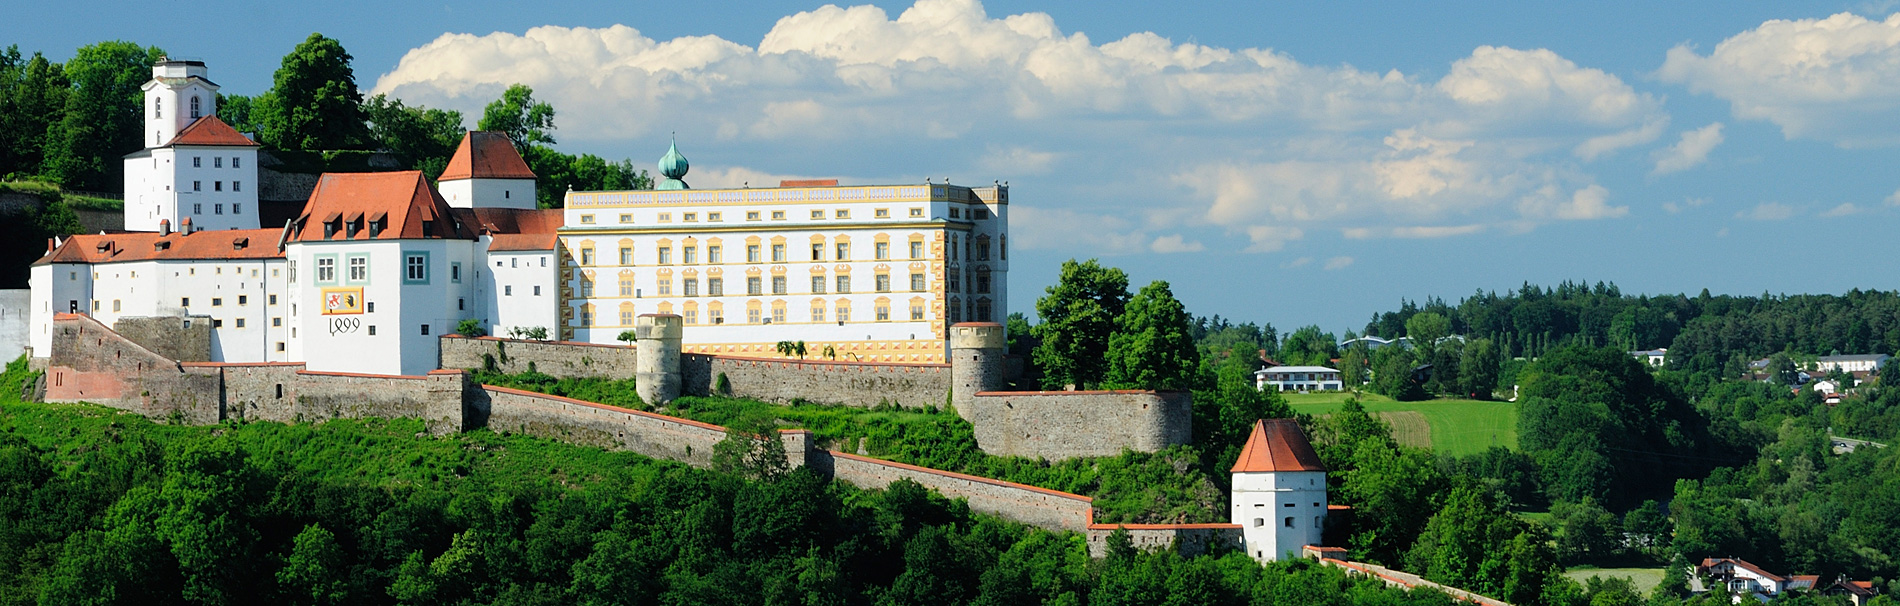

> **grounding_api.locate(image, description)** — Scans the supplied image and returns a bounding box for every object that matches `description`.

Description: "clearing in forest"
[1284,392,1518,457]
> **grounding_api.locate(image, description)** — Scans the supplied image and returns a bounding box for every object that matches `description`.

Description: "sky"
[14,0,1900,336]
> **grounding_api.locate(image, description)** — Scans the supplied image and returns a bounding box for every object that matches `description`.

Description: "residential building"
[1629,348,1667,367]
[1698,557,1786,598]
[1255,366,1344,392]
[1815,354,1890,374]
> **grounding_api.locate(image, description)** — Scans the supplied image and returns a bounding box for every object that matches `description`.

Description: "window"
[682,247,697,264]
[974,209,989,220]
[772,276,786,295]
[811,306,825,322]
[533,285,541,296]
[619,277,633,296]
[215,181,223,192]
[347,255,368,283]
[316,256,336,283]
[273,317,282,327]
[836,275,851,294]
[505,285,513,296]
[215,203,224,214]
[1284,517,1294,528]
[234,182,241,193]
[707,212,721,221]
[976,273,991,294]
[1254,518,1265,527]
[876,305,889,321]
[619,214,633,223]
[771,244,786,262]
[540,257,547,267]
[707,245,721,264]
[977,239,991,261]
[910,207,924,217]
[580,278,594,298]
[658,278,672,295]
[911,303,924,320]
[950,208,960,218]
[976,301,992,322]
[747,277,762,295]
[581,307,594,325]
[368,325,377,336]
[194,203,202,214]
[367,302,376,313]
[948,273,961,292]
[181,297,190,306]
[837,305,851,322]
[193,181,202,191]
[155,97,161,118]
[683,213,697,222]
[911,273,925,291]
[214,157,223,168]
[213,298,223,307]
[233,157,240,169]
[658,213,672,222]
[811,210,824,220]
[707,278,723,296]
[113,299,122,312]
[708,308,723,324]
[683,279,698,297]
[191,96,201,118]
[213,319,223,328]
[875,208,889,218]
[835,209,849,219]
[747,245,761,263]
[580,214,595,224]
[811,276,826,294]
[621,309,634,326]
[772,211,786,220]
[580,248,595,266]
[772,306,786,323]
[810,243,823,261]
[405,253,428,283]
[875,242,889,259]
[835,243,849,260]
[876,274,890,292]
[658,247,672,264]
[193,157,201,168]
[684,309,697,324]
[238,295,248,305]
[747,211,761,221]
[421,324,430,336]
[910,241,923,259]
[620,247,633,265]
[749,308,761,323]
[269,294,277,305]
[451,262,462,283]
[236,318,246,328]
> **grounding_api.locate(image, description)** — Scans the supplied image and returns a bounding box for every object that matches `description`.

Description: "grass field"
[1562,568,1666,595]
[1285,391,1518,457]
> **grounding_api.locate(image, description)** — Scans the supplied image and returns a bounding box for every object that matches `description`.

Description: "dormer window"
[422,220,435,235]
[368,217,386,238]
[324,219,341,239]
[190,96,201,119]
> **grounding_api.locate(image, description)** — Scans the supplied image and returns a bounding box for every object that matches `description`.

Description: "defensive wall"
[439,335,638,378]
[1085,518,1245,558]
[681,354,952,408]
[969,390,1193,459]
[1309,549,1514,606]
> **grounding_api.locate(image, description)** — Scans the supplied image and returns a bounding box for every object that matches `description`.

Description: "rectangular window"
[772,276,786,295]
[911,304,924,320]
[683,247,697,264]
[875,242,889,259]
[233,202,241,213]
[684,309,697,324]
[1285,517,1294,528]
[707,278,722,296]
[212,298,223,307]
[977,274,991,294]
[811,210,824,220]
[214,181,223,192]
[580,248,595,266]
[619,278,633,296]
[835,243,849,260]
[658,213,672,222]
[181,297,190,306]
[215,157,223,168]
[269,294,277,305]
[315,256,337,283]
[238,295,248,306]
[658,247,672,264]
[876,305,889,321]
[707,245,721,264]
[658,278,671,295]
[771,244,786,262]
[950,208,960,218]
[810,243,823,261]
[910,241,924,259]
[772,307,785,323]
[747,211,761,221]
[113,299,122,312]
[747,277,762,295]
[910,207,924,217]
[707,212,721,221]
[193,157,201,168]
[836,275,851,294]
[505,285,513,296]
[875,208,889,218]
[213,319,222,328]
[978,241,991,261]
[876,274,890,292]
[811,306,825,322]
[194,203,202,214]
[811,276,825,294]
[619,214,633,223]
[214,203,224,215]
[683,279,698,297]
[533,285,541,296]
[708,308,723,324]
[835,209,849,219]
[580,214,596,224]
[580,279,594,298]
[621,310,634,326]
[405,253,428,283]
[273,317,282,327]
[772,211,785,220]
[683,212,697,222]
[451,262,461,283]
[749,308,761,323]
[620,247,633,265]
[193,181,201,191]
[975,209,989,220]
[236,318,246,328]
[347,255,368,283]
[837,306,851,322]
[233,157,240,168]
[747,245,761,263]
[911,273,925,291]
[949,273,961,292]
[421,324,430,336]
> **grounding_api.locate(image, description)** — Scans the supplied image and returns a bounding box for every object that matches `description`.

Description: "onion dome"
[656,137,690,190]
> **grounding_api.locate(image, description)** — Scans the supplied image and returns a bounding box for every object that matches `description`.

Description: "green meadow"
[1285,391,1518,456]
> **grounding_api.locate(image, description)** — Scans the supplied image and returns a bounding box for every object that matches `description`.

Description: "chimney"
[158,219,171,236]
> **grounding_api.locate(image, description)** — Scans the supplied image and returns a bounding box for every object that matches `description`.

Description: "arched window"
[154,97,162,118]
[190,96,201,119]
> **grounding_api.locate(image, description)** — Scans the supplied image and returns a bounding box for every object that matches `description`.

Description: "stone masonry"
[439,335,636,379]
[968,390,1193,459]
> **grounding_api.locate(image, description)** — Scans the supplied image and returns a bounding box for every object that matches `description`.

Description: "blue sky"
[16,0,1900,335]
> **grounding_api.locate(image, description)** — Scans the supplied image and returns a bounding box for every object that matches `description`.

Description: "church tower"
[1230,419,1329,562]
[123,58,260,233]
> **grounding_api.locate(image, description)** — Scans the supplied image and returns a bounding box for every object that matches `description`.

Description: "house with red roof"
[1230,418,1329,562]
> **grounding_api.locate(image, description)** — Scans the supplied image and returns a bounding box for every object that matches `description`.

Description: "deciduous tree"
[1104,280,1200,391]
[252,33,370,150]
[1032,259,1129,390]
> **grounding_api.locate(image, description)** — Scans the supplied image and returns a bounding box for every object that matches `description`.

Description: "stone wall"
[817,450,1095,532]
[1085,523,1244,558]
[968,390,1193,459]
[224,366,470,435]
[113,315,213,362]
[45,314,222,423]
[0,290,27,362]
[682,354,951,409]
[439,335,637,379]
[478,386,728,464]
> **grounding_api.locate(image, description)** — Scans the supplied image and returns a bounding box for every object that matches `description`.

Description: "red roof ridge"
[1231,418,1327,473]
[165,115,257,147]
[440,131,536,180]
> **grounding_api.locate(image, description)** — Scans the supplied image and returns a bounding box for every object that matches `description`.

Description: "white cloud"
[1652,123,1725,175]
[1280,257,1313,268]
[373,0,1666,256]
[1821,203,1864,217]
[1149,234,1205,253]
[1010,206,1152,254]
[1737,202,1798,221]
[1662,196,1711,214]
[1659,13,1900,146]
[1887,187,1900,206]
[1323,256,1356,270]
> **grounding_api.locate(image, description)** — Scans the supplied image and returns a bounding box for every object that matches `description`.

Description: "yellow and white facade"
[556,183,1009,362]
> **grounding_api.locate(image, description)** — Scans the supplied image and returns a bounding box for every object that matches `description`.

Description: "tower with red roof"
[123,58,260,233]
[1230,418,1329,562]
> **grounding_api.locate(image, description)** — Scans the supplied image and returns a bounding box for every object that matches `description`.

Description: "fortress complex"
[26,58,1009,374]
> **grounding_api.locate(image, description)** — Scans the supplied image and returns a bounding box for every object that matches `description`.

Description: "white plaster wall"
[440,178,535,210]
[69,257,289,363]
[1231,470,1327,562]
[168,147,259,232]
[290,239,483,375]
[29,263,91,357]
[144,79,215,149]
[483,249,558,337]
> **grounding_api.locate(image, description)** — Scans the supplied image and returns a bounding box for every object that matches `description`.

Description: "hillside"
[1285,392,1518,457]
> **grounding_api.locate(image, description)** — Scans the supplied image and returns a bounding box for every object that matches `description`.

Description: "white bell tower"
[144,59,217,148]
[1230,419,1329,562]
[123,58,259,233]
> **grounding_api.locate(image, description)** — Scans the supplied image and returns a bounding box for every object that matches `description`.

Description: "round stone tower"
[635,314,683,406]
[949,322,1007,420]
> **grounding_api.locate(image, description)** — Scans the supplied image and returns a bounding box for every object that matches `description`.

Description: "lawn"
[1562,568,1666,595]
[1285,391,1518,456]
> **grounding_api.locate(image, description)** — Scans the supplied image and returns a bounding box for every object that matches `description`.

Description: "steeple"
[656,136,690,190]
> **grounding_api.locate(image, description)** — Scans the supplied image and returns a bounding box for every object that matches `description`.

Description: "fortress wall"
[479,385,728,465]
[969,390,1193,458]
[439,335,636,378]
[1084,523,1245,558]
[682,354,951,409]
[44,313,223,423]
[818,450,1094,532]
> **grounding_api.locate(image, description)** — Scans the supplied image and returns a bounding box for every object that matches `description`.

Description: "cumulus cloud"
[1737,202,1798,221]
[1149,234,1205,253]
[1323,256,1356,270]
[374,0,1664,255]
[1659,13,1900,146]
[1821,203,1864,217]
[1662,196,1711,214]
[1888,187,1900,206]
[1280,257,1313,268]
[1651,123,1725,175]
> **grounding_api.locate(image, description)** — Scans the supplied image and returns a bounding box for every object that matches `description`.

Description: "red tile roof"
[1231,418,1326,473]
[166,116,257,147]
[452,207,563,235]
[291,171,474,242]
[1699,558,1787,583]
[488,233,557,251]
[439,131,535,180]
[35,228,286,265]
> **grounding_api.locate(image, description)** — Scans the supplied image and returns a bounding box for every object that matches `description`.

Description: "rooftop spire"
[657,134,690,190]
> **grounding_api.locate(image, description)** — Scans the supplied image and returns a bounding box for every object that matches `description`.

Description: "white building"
[437,131,537,210]
[1629,348,1667,367]
[123,58,259,234]
[1231,419,1328,562]
[555,142,1010,363]
[1255,366,1344,392]
[1815,354,1890,374]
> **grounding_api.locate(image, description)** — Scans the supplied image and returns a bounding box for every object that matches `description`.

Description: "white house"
[1815,354,1890,374]
[1698,557,1786,598]
[123,58,259,234]
[1255,366,1344,392]
[437,131,537,210]
[1231,418,1328,562]
[1629,348,1667,367]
